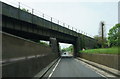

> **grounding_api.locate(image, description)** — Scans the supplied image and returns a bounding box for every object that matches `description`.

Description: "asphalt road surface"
[47,57,106,78]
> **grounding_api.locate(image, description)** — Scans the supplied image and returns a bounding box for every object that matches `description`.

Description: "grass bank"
[80,47,119,54]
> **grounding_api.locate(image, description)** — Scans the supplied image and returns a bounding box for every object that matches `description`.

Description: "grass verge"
[80,47,119,54]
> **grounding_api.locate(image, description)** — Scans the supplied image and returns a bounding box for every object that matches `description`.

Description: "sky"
[1,0,119,49]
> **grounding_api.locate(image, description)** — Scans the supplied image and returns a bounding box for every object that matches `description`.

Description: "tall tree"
[99,21,106,48]
[108,24,120,47]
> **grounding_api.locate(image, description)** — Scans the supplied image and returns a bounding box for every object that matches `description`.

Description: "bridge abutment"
[50,37,60,56]
[73,36,82,57]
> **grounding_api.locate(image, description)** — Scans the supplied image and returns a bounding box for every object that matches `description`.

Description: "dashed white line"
[48,58,61,79]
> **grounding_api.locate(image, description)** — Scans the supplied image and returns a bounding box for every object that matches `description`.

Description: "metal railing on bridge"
[1,0,94,38]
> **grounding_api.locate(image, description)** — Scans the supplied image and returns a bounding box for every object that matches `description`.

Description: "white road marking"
[48,58,61,79]
[75,59,106,78]
[75,59,115,78]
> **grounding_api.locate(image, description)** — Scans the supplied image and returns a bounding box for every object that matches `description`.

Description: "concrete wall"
[79,53,120,70]
[2,32,58,77]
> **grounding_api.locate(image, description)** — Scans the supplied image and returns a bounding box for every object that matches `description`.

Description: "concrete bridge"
[0,1,100,78]
[1,2,97,56]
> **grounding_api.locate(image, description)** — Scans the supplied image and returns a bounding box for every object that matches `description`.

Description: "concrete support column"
[57,41,60,56]
[73,36,82,57]
[50,37,59,56]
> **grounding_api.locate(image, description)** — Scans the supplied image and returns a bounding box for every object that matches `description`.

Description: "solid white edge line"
[95,71,107,78]
[48,58,61,79]
[82,61,106,78]
[75,59,107,78]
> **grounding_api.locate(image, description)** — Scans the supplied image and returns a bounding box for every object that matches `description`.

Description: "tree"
[94,35,107,48]
[94,35,102,48]
[108,24,120,47]
[39,40,49,46]
[29,39,49,46]
[21,8,29,12]
[99,21,106,48]
[61,45,73,52]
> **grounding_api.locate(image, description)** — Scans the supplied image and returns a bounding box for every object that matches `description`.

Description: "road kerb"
[77,57,120,77]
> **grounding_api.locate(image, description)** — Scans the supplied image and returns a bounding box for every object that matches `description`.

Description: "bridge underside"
[2,15,76,44]
[2,15,81,57]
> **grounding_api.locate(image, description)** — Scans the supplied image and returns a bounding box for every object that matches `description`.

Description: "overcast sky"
[1,0,119,49]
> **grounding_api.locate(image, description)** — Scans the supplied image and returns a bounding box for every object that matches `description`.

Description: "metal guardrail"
[1,0,94,38]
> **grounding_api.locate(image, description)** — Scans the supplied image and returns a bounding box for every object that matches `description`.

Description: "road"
[45,57,106,78]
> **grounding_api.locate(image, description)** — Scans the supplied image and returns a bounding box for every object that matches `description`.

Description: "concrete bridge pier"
[73,36,82,57]
[50,37,60,56]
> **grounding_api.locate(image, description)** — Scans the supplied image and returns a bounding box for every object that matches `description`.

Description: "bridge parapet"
[1,2,78,37]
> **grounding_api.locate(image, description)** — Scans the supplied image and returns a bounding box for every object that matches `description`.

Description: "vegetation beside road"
[80,47,119,54]
[39,41,49,46]
[61,45,73,52]
[80,23,119,55]
[60,23,120,55]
